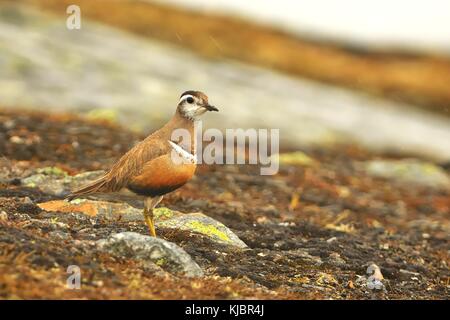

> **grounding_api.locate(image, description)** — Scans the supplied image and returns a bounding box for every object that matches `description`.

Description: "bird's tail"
[66,175,108,201]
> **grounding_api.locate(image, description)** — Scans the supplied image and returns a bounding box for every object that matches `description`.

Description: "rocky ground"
[0,109,449,299]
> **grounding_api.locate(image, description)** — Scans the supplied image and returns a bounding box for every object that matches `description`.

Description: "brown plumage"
[67,112,193,200]
[67,90,218,236]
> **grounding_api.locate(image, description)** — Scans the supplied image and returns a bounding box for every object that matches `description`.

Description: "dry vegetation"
[12,0,450,115]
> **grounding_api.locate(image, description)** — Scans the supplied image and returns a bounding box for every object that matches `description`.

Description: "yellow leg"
[143,207,156,237]
[143,196,163,237]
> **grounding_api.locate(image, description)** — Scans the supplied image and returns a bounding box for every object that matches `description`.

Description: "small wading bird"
[67,91,218,236]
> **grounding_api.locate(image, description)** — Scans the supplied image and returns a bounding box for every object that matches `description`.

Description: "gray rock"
[39,199,182,222]
[70,199,144,221]
[23,168,105,196]
[363,159,450,189]
[22,167,67,196]
[158,212,248,248]
[97,232,203,277]
[70,171,107,188]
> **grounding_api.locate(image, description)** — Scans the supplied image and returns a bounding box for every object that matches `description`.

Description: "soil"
[0,109,449,299]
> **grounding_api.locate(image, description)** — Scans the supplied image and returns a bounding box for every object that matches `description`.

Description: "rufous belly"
[127,153,196,197]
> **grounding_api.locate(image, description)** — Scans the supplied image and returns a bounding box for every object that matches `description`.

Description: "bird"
[67,90,218,237]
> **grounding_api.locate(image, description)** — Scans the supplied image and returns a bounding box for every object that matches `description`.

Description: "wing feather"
[67,135,169,200]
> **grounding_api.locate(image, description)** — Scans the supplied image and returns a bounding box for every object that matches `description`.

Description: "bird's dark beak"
[205,104,219,112]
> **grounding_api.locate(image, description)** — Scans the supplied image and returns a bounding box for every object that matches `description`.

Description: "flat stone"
[38,199,141,221]
[23,169,105,196]
[97,232,203,277]
[363,159,450,190]
[38,199,181,222]
[158,212,248,248]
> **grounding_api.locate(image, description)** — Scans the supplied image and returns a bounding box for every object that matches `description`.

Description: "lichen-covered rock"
[38,199,143,220]
[39,197,247,248]
[85,108,119,123]
[38,199,182,223]
[274,151,317,167]
[153,207,181,221]
[22,167,68,195]
[97,232,203,277]
[23,168,105,196]
[363,159,450,189]
[70,171,106,188]
[158,213,248,248]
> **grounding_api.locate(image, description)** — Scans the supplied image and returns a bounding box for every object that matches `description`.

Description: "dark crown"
[180,90,208,102]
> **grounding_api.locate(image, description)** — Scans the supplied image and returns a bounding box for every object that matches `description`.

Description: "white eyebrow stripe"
[179,94,194,104]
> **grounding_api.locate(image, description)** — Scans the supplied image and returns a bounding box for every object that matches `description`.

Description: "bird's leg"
[143,206,155,237]
[143,196,163,237]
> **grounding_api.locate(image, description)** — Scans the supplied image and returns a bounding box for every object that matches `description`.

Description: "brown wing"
[67,109,195,200]
[102,137,169,192]
[67,135,170,200]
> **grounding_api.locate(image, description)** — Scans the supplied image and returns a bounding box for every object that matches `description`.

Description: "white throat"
[168,140,197,164]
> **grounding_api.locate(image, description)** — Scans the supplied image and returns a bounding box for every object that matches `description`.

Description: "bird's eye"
[186,97,194,104]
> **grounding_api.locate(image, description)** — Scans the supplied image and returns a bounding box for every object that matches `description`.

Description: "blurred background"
[1,0,450,161]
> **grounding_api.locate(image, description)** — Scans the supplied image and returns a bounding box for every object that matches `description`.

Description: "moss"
[276,151,316,167]
[422,163,440,174]
[186,221,231,243]
[70,198,86,205]
[26,182,37,188]
[37,167,67,177]
[86,109,118,123]
[154,207,175,220]
[155,258,166,266]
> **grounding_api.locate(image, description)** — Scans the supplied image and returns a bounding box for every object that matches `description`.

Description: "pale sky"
[150,0,450,53]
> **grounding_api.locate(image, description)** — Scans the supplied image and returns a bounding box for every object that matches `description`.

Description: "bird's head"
[177,90,218,120]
